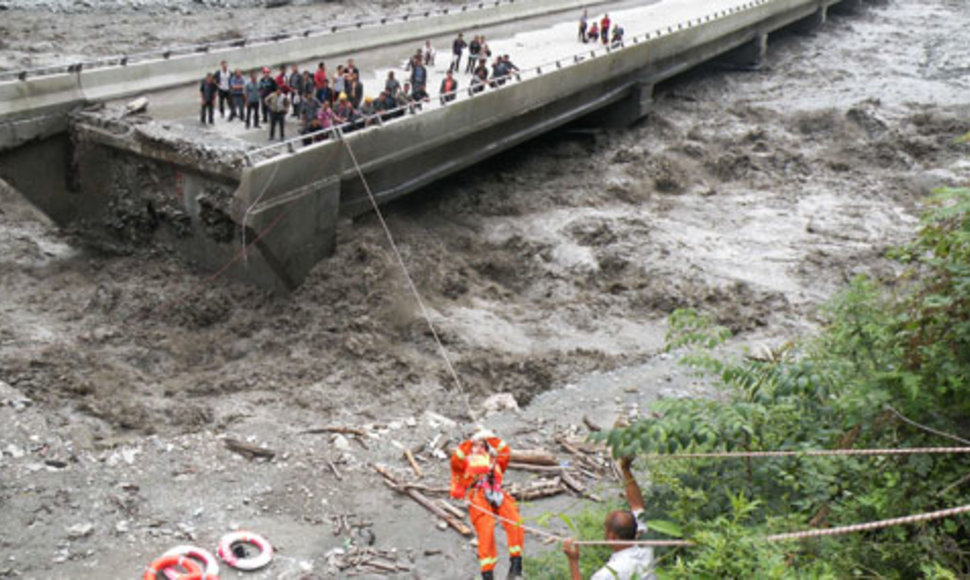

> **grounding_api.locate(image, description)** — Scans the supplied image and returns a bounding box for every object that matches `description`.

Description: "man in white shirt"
[563,456,656,580]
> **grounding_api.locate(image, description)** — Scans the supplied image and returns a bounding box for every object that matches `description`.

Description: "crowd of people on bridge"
[197,8,630,144]
[578,10,625,47]
[197,29,523,144]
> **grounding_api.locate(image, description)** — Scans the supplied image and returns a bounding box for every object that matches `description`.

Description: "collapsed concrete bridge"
[0,0,872,292]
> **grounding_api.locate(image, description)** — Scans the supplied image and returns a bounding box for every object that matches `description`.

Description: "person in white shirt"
[563,456,656,580]
[422,39,436,66]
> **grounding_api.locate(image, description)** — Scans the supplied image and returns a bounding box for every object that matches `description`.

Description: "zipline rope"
[340,132,475,419]
[466,499,970,548]
[639,446,970,460]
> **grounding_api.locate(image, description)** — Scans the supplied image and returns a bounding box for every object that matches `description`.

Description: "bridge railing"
[242,0,773,165]
[0,0,532,83]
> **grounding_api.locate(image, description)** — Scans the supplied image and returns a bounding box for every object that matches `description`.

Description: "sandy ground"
[2,0,970,578]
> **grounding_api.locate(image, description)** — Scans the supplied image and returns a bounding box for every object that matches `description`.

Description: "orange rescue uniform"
[450,436,525,573]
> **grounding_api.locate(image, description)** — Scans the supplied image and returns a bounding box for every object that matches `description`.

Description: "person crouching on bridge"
[265,87,290,141]
[450,429,524,579]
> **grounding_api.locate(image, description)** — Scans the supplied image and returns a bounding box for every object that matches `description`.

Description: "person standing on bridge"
[258,67,277,124]
[384,71,401,98]
[214,60,231,119]
[422,39,436,67]
[450,429,524,579]
[316,77,333,109]
[466,35,481,74]
[300,89,321,134]
[265,87,290,141]
[346,58,360,80]
[332,65,346,102]
[450,32,467,73]
[439,70,458,104]
[289,64,304,119]
[314,62,327,94]
[346,72,364,109]
[579,9,589,43]
[409,56,428,101]
[600,14,612,46]
[228,68,246,122]
[199,72,217,125]
[244,71,261,129]
[562,455,655,580]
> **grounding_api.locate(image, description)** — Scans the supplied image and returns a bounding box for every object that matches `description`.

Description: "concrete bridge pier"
[595,80,655,127]
[792,5,827,33]
[720,32,768,70]
[232,177,341,293]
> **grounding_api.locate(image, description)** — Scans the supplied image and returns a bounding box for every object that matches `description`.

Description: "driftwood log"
[375,465,473,537]
[510,449,558,466]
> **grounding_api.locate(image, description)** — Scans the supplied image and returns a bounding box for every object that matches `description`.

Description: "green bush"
[596,187,970,577]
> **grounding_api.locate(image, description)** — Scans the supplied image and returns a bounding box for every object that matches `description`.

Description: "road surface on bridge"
[114,0,754,145]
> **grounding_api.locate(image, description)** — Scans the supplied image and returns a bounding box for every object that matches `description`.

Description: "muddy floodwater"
[1,0,969,578]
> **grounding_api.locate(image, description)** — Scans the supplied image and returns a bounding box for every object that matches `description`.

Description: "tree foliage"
[596,187,970,577]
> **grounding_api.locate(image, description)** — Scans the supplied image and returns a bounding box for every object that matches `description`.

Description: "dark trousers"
[269,112,285,140]
[466,54,478,73]
[261,98,270,123]
[200,101,214,124]
[217,89,229,117]
[230,95,244,120]
[245,102,260,128]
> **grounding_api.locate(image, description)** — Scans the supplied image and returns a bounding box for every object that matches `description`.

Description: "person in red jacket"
[600,14,611,46]
[450,429,524,579]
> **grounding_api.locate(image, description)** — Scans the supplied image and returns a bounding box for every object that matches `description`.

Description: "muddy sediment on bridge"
[1,0,970,577]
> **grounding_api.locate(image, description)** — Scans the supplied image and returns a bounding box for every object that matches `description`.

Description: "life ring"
[162,545,220,578]
[217,531,273,571]
[143,554,202,580]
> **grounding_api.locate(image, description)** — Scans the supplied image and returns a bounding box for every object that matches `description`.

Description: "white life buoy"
[217,531,274,571]
[163,545,220,578]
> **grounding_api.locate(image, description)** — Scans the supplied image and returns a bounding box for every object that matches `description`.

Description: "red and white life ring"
[162,545,220,578]
[143,554,202,580]
[217,531,274,571]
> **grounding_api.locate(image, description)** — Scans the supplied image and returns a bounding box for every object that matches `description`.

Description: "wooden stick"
[561,470,602,503]
[510,449,558,466]
[299,426,366,437]
[403,449,423,479]
[328,460,343,481]
[508,480,566,501]
[375,465,473,536]
[224,438,275,460]
[435,499,467,520]
[401,483,450,495]
[583,415,602,432]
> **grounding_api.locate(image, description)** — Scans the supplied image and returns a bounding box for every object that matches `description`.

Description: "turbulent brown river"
[1,0,969,577]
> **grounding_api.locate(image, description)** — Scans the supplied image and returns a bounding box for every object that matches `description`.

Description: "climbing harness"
[217,530,274,571]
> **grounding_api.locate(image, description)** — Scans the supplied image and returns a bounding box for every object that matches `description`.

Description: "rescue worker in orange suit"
[451,429,524,579]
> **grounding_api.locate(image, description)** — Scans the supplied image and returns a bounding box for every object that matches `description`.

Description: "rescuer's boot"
[509,556,523,577]
[481,570,494,580]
